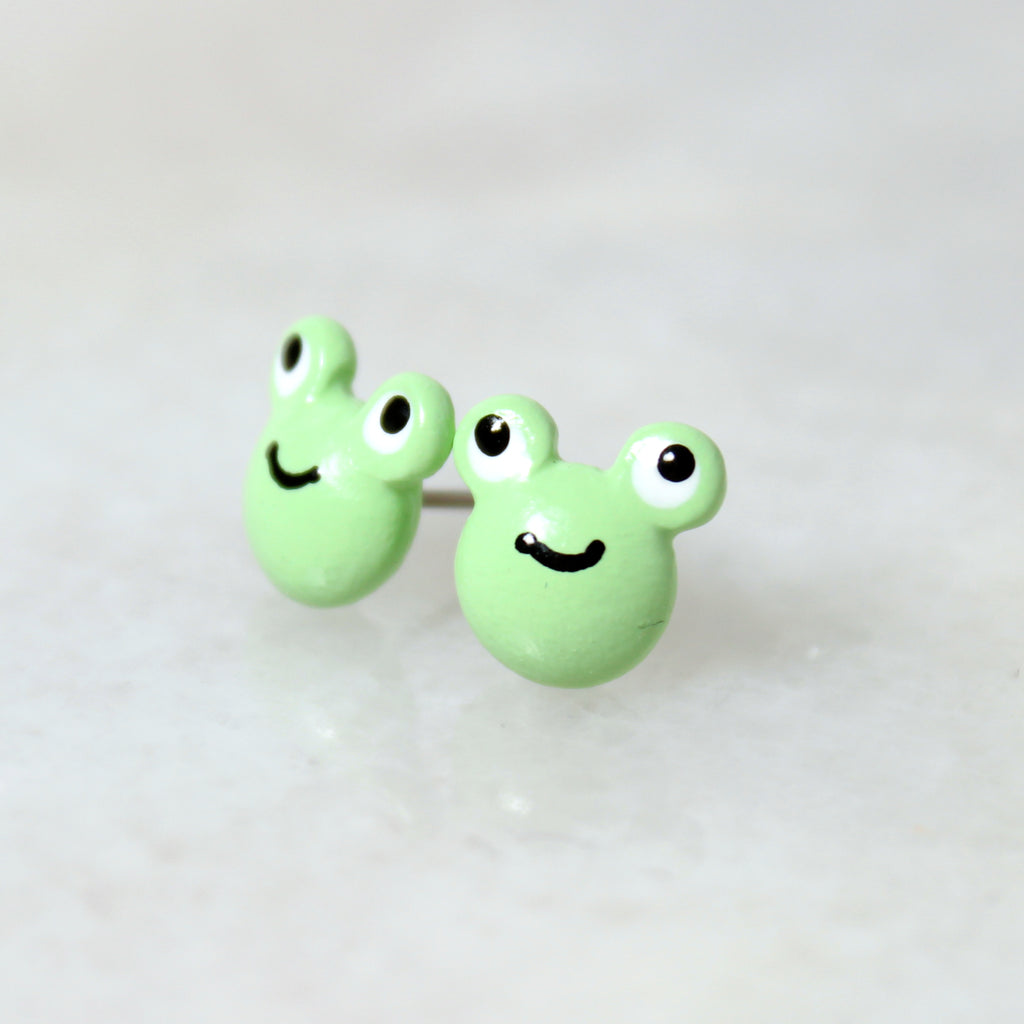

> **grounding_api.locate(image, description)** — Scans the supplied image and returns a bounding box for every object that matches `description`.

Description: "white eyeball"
[630,436,701,509]
[467,412,532,482]
[274,333,311,398]
[363,392,413,454]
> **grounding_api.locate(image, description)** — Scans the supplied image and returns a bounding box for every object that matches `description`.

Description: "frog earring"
[452,395,726,688]
[245,316,455,606]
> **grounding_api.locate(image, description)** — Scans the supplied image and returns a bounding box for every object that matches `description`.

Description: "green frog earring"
[452,395,726,688]
[245,316,455,606]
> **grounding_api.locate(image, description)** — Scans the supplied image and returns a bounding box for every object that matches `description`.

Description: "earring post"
[423,489,474,509]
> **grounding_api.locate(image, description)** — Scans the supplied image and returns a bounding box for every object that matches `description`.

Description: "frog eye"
[468,412,532,482]
[274,333,311,398]
[363,392,413,454]
[630,437,701,509]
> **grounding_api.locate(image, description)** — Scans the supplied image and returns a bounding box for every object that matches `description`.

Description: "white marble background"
[1,1,1022,1020]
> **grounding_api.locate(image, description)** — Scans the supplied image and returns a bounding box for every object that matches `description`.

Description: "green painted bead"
[245,316,455,606]
[453,396,726,688]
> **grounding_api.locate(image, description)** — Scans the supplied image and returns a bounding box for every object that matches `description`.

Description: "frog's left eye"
[631,437,701,509]
[467,412,532,482]
[274,333,311,398]
[363,392,413,454]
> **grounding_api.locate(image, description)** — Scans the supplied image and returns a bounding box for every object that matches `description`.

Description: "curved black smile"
[515,532,606,573]
[266,442,321,490]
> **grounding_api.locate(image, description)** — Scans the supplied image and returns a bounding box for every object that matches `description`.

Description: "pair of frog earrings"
[245,316,726,688]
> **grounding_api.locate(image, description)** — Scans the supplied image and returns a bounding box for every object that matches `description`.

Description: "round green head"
[453,396,726,687]
[245,316,455,606]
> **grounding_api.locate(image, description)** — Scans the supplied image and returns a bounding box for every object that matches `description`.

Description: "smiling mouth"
[266,442,321,490]
[515,532,606,573]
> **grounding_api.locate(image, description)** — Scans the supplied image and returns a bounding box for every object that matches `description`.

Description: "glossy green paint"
[453,396,726,688]
[245,316,455,606]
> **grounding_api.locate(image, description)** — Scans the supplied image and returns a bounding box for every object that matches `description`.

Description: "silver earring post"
[423,489,473,509]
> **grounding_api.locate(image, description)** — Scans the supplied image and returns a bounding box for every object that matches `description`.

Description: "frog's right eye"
[629,436,701,509]
[468,412,531,482]
[274,333,311,397]
[363,392,413,455]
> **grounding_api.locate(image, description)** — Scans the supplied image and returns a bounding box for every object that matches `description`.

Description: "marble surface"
[2,1,1022,1020]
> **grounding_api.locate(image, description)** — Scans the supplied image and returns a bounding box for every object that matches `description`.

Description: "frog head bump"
[452,395,726,687]
[245,316,455,606]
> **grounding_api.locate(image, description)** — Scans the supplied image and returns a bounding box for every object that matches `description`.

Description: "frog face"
[453,395,726,687]
[245,316,455,606]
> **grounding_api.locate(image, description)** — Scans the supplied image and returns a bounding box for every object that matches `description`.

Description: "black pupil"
[282,335,302,371]
[380,395,411,434]
[657,444,696,483]
[475,414,510,457]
